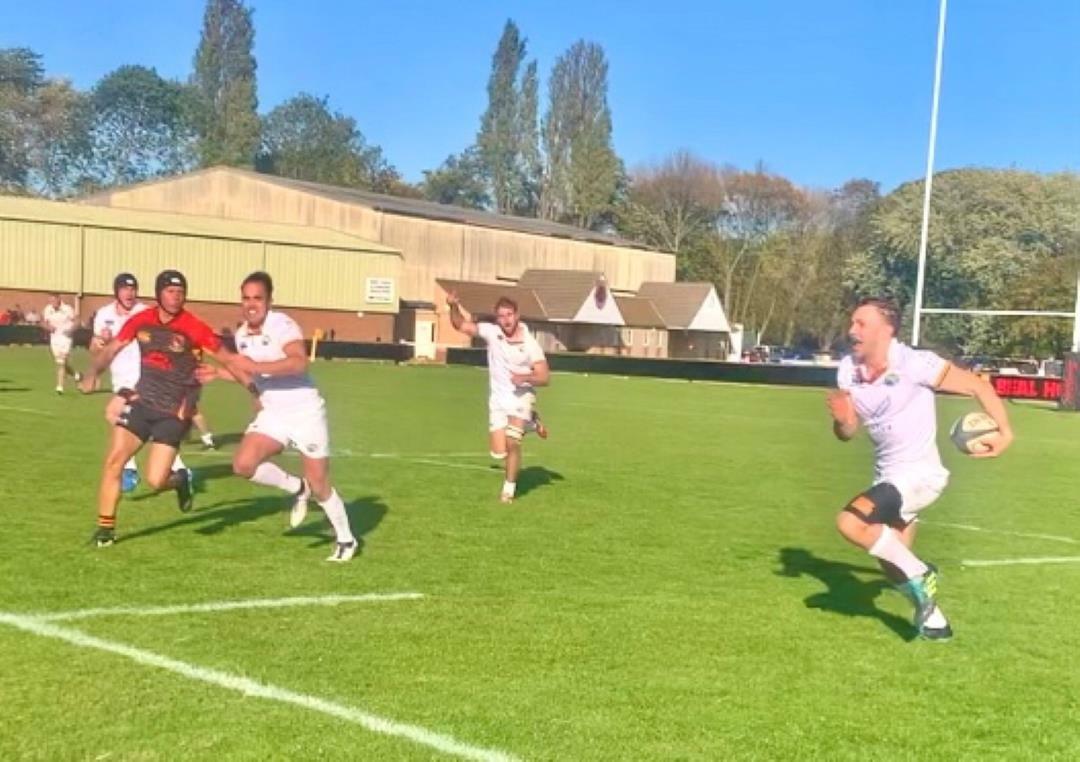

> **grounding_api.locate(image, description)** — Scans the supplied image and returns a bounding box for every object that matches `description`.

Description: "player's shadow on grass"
[187,432,245,448]
[118,495,285,543]
[125,463,238,502]
[119,494,388,556]
[777,547,917,642]
[286,496,387,555]
[0,385,32,392]
[515,466,564,498]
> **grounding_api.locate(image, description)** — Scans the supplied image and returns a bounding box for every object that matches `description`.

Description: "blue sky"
[4,0,1078,192]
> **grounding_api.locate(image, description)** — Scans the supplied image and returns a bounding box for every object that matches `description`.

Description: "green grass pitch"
[1,345,1079,759]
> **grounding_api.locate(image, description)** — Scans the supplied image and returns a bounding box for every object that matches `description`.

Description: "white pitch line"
[397,457,495,472]
[32,593,424,623]
[0,403,54,416]
[368,452,487,459]
[961,556,1080,568]
[924,520,1079,546]
[0,613,519,762]
[183,450,488,461]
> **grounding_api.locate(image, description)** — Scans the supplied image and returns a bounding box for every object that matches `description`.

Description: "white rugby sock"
[123,457,137,471]
[924,606,949,628]
[317,490,355,544]
[171,454,186,471]
[868,527,928,580]
[250,462,302,494]
[502,480,516,498]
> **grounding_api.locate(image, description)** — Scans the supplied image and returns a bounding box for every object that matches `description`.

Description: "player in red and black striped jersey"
[79,270,251,547]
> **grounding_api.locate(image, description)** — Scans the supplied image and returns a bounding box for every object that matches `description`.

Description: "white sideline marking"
[368,452,484,459]
[0,612,519,762]
[32,593,424,623]
[398,457,494,472]
[0,404,54,416]
[961,556,1080,568]
[924,520,1079,546]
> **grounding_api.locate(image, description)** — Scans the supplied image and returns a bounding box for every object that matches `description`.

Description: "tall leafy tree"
[257,93,400,192]
[0,48,92,197]
[0,48,46,192]
[517,60,541,215]
[864,169,1080,355]
[477,20,536,215]
[542,41,620,228]
[88,65,196,187]
[28,79,93,197]
[618,151,726,270]
[191,0,259,168]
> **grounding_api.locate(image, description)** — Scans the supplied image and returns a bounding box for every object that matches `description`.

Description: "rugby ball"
[949,411,999,454]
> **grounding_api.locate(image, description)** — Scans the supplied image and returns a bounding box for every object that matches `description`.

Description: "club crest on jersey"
[168,334,188,353]
[883,372,900,386]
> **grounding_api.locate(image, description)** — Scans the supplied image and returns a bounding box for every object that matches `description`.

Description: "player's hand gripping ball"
[949,411,1000,454]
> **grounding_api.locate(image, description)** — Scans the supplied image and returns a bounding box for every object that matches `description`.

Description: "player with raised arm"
[79,270,247,547]
[199,271,358,562]
[826,297,1013,640]
[446,292,550,504]
[42,292,82,393]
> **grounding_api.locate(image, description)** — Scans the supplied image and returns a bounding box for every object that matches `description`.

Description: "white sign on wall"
[365,277,395,305]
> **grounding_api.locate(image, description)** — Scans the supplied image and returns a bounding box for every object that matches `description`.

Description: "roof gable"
[637,282,730,332]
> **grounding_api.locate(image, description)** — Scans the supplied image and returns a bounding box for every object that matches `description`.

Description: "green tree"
[0,48,93,197]
[517,60,541,215]
[28,79,93,197]
[0,48,45,192]
[542,41,620,229]
[477,20,535,215]
[421,147,490,209]
[257,93,399,191]
[864,169,1080,355]
[191,0,259,168]
[87,65,196,188]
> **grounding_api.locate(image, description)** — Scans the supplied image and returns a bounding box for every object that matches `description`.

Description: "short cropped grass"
[2,345,1079,760]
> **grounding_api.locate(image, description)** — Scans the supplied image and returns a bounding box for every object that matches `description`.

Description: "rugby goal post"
[910,0,1080,353]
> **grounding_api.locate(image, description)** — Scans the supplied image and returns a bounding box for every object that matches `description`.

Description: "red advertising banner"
[990,375,1062,401]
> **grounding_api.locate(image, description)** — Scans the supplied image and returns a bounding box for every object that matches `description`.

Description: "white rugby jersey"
[235,310,321,409]
[837,339,949,480]
[94,301,148,388]
[477,321,545,400]
[42,303,76,337]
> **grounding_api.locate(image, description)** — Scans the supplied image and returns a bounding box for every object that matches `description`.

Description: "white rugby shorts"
[488,392,536,432]
[49,334,73,363]
[246,400,330,459]
[878,466,950,523]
